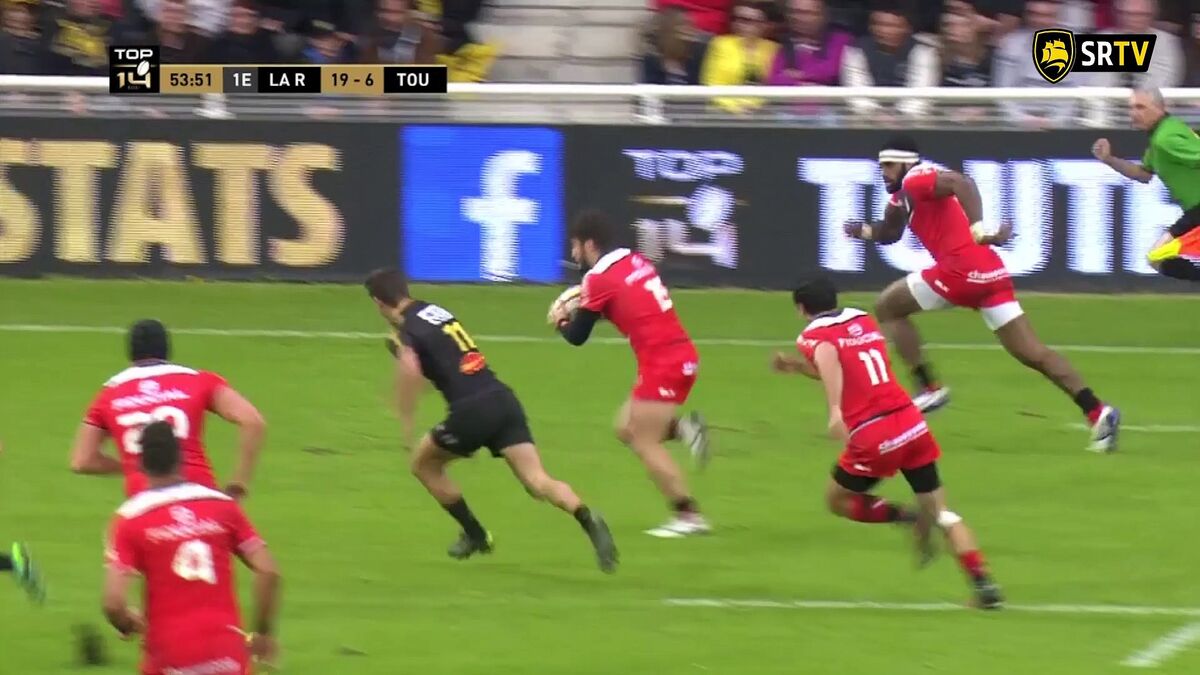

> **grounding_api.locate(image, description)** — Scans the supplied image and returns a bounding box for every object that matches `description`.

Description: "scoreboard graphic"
[108,46,448,95]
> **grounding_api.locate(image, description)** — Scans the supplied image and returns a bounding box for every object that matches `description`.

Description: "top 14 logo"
[622,149,742,269]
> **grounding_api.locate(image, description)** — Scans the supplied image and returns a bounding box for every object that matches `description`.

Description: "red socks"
[958,550,988,580]
[847,494,907,523]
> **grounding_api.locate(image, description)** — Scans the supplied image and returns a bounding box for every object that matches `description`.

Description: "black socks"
[443,498,487,540]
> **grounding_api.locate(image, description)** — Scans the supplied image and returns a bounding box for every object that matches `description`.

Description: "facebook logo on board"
[402,126,564,282]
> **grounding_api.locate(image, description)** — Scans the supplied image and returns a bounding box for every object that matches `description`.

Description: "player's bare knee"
[874,299,897,323]
[824,483,849,516]
[410,450,437,480]
[1003,341,1041,369]
[1027,346,1058,372]
[614,422,635,446]
[936,509,963,530]
[409,455,427,479]
[520,470,552,500]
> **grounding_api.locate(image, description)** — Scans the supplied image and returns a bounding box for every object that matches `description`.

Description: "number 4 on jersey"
[171,539,217,584]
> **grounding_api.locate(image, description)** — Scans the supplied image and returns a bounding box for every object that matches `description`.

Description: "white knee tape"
[937,510,963,528]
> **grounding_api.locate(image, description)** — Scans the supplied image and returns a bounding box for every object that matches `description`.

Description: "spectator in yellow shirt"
[701,0,778,114]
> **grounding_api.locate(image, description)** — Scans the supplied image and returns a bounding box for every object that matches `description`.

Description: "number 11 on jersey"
[443,321,477,352]
[858,349,890,385]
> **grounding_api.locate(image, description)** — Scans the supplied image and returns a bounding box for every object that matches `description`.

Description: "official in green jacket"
[1093,87,1200,282]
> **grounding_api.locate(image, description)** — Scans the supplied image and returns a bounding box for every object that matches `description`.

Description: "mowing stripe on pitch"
[0,323,1196,355]
[1067,423,1200,434]
[1122,622,1200,668]
[664,598,1200,617]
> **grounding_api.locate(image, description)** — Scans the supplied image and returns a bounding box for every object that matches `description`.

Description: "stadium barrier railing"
[0,77,1196,293]
[1,76,1198,126]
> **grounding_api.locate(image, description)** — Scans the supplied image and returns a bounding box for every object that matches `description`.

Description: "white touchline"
[1067,423,1200,434]
[663,598,1200,617]
[1122,622,1200,668]
[0,323,1196,355]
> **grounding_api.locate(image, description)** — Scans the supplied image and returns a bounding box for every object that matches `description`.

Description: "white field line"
[1067,423,1200,434]
[0,323,1196,355]
[1122,622,1200,668]
[663,598,1200,617]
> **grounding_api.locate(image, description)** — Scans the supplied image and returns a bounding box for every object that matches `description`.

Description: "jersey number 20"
[116,406,190,455]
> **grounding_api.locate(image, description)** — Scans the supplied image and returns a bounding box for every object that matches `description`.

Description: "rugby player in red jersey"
[552,211,711,538]
[773,278,1002,609]
[103,421,281,674]
[846,137,1120,452]
[70,320,267,497]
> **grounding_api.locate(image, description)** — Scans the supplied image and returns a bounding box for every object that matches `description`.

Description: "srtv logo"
[1033,29,1156,83]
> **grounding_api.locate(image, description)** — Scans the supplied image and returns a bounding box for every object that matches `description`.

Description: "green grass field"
[2,279,1198,674]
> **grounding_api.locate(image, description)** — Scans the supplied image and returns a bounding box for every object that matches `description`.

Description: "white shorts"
[905,270,1025,332]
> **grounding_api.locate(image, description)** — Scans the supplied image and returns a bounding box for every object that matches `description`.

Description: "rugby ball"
[547,285,582,326]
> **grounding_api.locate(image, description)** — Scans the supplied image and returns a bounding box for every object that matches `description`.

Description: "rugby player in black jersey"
[365,269,618,573]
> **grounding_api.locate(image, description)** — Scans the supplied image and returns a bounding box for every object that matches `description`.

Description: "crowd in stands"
[643,0,1198,118]
[0,0,493,80]
[0,0,1195,122]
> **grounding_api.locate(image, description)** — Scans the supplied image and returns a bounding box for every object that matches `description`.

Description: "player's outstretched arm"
[101,565,144,638]
[558,308,601,346]
[771,352,820,379]
[212,386,267,498]
[845,198,907,245]
[394,346,425,449]
[69,423,122,475]
[811,343,849,443]
[241,545,281,666]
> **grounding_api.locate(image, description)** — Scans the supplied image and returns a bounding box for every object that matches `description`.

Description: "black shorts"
[432,387,533,458]
[1168,203,1200,238]
[832,461,941,495]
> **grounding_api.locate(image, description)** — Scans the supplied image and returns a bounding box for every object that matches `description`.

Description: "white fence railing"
[1,76,1199,126]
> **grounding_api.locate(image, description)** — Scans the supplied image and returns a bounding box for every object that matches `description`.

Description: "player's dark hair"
[128,319,169,362]
[791,278,838,315]
[881,135,920,156]
[140,421,180,477]
[570,210,619,252]
[364,268,410,307]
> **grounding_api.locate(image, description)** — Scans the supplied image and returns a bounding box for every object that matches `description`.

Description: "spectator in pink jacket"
[767,0,852,86]
[656,0,734,35]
